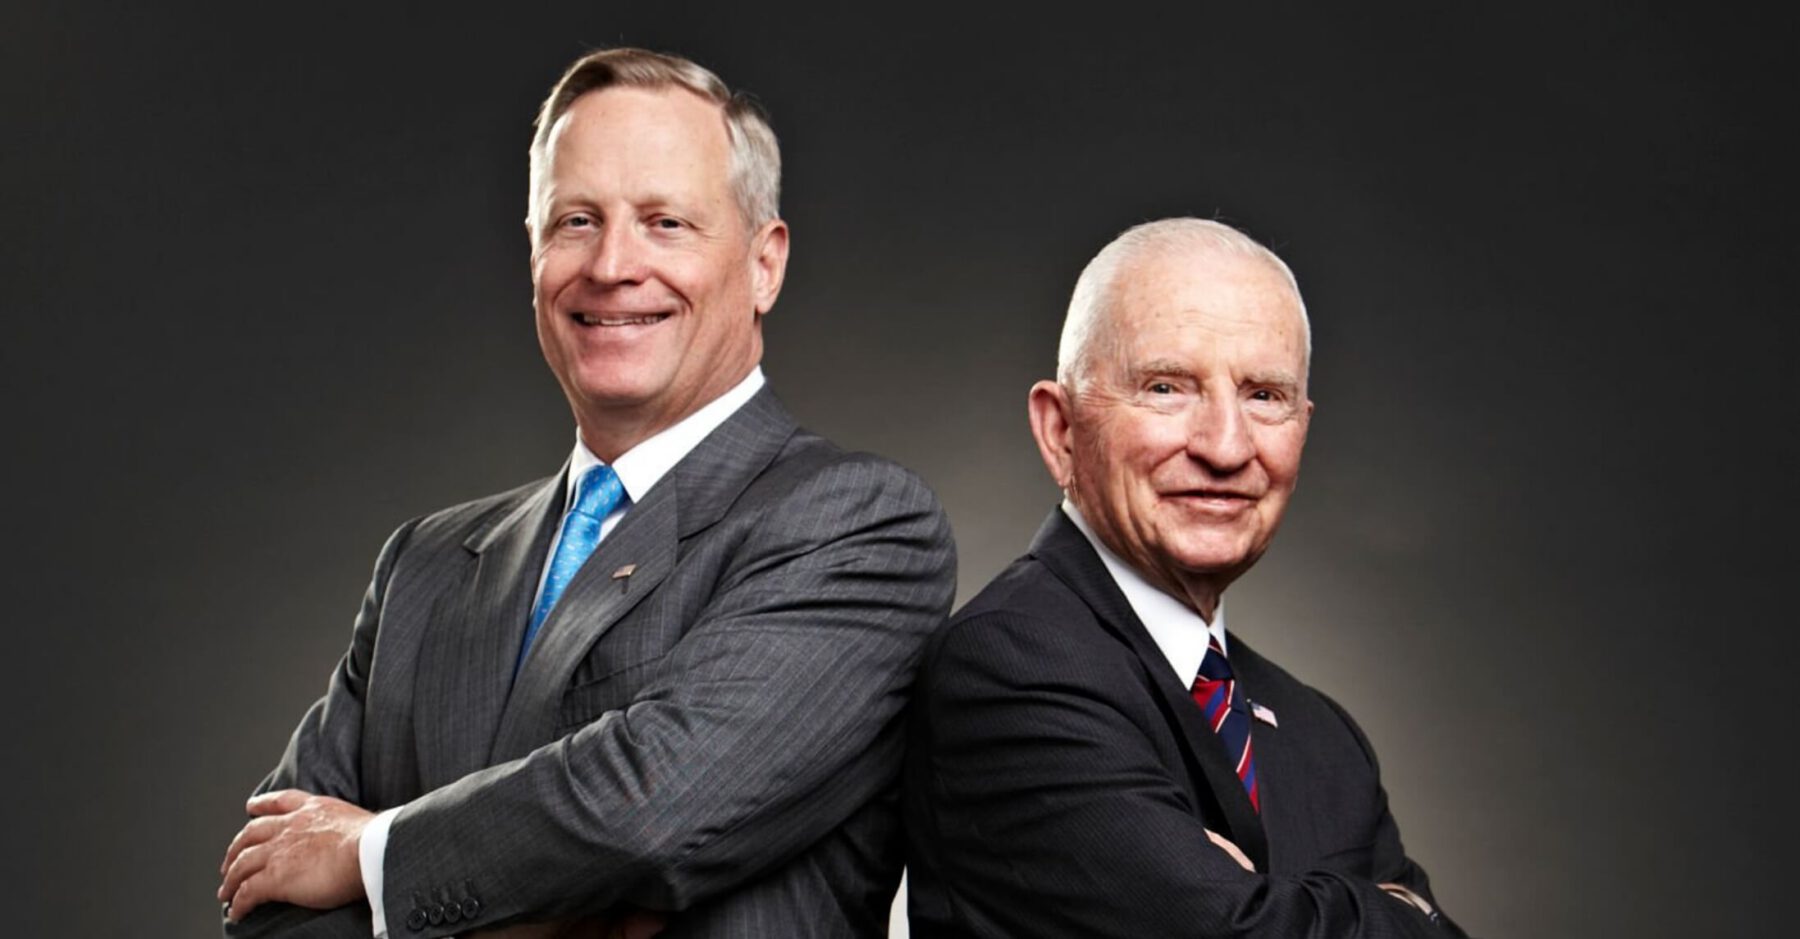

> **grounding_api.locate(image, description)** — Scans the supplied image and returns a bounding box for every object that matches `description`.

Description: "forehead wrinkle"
[1129,358,1193,378]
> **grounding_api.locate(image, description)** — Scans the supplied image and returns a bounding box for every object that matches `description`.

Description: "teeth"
[577,313,667,326]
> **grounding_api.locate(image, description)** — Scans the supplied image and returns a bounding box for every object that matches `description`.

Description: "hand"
[1205,828,1255,871]
[218,789,372,921]
[606,911,666,939]
[1379,882,1437,917]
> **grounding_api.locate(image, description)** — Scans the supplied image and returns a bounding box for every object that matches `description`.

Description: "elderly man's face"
[1039,249,1312,609]
[530,86,786,454]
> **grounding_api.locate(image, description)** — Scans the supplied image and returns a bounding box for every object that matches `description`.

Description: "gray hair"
[1057,217,1312,390]
[527,47,781,233]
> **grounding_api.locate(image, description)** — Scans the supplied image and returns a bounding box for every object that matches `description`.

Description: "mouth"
[1166,490,1258,513]
[571,311,671,328]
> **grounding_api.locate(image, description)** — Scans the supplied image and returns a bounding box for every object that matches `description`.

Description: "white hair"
[527,47,781,234]
[1057,217,1312,390]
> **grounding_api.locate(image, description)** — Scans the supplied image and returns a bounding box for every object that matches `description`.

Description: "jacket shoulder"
[922,555,1134,688]
[395,476,556,552]
[760,429,952,531]
[777,430,937,494]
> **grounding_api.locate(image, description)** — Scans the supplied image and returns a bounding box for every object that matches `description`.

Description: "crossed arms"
[905,608,1465,938]
[220,456,956,937]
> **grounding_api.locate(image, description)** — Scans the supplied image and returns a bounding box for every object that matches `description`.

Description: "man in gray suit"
[217,48,955,938]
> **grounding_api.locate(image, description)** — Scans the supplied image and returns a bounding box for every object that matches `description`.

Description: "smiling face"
[1030,246,1313,616]
[530,86,788,460]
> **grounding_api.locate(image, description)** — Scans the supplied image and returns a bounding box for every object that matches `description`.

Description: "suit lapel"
[411,473,563,789]
[488,387,799,761]
[1029,510,1271,872]
[491,480,679,760]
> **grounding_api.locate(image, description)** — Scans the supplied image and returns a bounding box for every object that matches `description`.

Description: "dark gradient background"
[6,4,1796,936]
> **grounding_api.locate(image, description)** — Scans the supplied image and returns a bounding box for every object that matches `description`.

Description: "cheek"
[532,261,567,308]
[534,239,594,286]
[1258,431,1308,487]
[656,250,715,292]
[1131,431,1195,482]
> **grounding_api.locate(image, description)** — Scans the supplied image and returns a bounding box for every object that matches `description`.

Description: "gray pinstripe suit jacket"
[228,388,957,938]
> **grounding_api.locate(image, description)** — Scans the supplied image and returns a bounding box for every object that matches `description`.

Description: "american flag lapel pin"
[1250,700,1278,727]
[611,564,637,579]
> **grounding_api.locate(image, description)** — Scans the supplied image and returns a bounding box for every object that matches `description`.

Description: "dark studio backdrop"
[5,4,1795,936]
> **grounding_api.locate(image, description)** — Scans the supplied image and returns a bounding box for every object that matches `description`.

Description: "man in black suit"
[903,218,1465,937]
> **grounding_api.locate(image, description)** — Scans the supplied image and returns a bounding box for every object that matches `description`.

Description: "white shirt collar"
[563,367,766,508]
[1063,499,1226,687]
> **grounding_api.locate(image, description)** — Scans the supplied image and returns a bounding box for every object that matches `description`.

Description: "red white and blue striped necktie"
[1191,636,1260,812]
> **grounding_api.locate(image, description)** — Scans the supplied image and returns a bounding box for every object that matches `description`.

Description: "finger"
[1204,828,1253,871]
[219,841,270,904]
[247,789,309,816]
[226,869,271,923]
[220,815,283,878]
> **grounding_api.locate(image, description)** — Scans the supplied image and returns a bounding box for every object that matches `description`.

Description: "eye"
[1147,381,1178,395]
[1244,386,1297,421]
[559,212,595,230]
[652,216,686,230]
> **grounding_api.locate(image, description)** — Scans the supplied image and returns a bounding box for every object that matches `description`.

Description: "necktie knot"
[1197,637,1234,681]
[571,464,625,521]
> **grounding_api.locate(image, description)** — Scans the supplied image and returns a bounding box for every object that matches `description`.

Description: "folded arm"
[220,521,421,938]
[1316,691,1463,933]
[379,458,955,935]
[911,610,1458,938]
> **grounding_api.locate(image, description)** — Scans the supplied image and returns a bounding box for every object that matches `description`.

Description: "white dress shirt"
[359,367,766,937]
[1062,499,1227,688]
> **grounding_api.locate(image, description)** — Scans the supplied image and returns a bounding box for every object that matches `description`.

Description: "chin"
[567,359,672,402]
[576,384,665,414]
[1164,537,1258,575]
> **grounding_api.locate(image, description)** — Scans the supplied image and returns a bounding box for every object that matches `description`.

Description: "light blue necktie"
[518,464,625,670]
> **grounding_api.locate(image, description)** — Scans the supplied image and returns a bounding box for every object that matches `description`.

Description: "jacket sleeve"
[908,609,1457,939]
[1317,692,1468,937]
[380,457,956,936]
[222,521,421,939]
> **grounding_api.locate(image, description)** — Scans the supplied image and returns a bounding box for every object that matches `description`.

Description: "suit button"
[428,903,446,926]
[442,901,462,925]
[405,908,428,932]
[461,896,483,919]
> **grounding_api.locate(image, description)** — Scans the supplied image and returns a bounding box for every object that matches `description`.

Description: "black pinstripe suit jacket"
[228,388,957,938]
[903,510,1465,938]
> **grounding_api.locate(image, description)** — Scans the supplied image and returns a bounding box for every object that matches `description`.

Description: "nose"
[583,223,647,285]
[1185,392,1256,475]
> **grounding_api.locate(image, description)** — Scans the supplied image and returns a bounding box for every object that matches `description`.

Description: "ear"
[1027,380,1078,490]
[749,219,790,314]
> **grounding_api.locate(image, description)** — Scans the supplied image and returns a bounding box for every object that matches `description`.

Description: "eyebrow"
[1242,370,1302,389]
[542,190,689,211]
[1127,360,1301,389]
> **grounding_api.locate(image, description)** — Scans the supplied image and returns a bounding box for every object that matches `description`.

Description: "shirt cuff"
[360,807,400,938]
